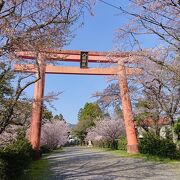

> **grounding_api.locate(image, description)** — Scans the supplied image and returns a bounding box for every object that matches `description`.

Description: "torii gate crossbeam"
[14,50,139,158]
[14,64,141,75]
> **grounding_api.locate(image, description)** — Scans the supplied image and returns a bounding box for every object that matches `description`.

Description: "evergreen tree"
[73,102,104,143]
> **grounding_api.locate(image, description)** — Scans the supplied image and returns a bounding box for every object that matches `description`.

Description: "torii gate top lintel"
[15,49,132,63]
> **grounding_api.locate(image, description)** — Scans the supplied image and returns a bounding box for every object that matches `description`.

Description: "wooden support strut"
[118,62,139,154]
[30,54,46,159]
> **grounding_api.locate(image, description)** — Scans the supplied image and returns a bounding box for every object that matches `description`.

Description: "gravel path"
[46,147,180,180]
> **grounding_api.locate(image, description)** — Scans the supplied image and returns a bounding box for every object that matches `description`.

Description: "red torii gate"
[14,50,140,156]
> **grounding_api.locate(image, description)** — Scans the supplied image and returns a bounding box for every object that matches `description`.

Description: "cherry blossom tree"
[86,118,125,149]
[93,0,180,132]
[0,125,22,147]
[93,83,120,109]
[137,52,180,125]
[0,0,93,134]
[94,53,180,126]
[0,0,93,53]
[112,0,180,77]
[40,120,70,150]
[98,0,179,51]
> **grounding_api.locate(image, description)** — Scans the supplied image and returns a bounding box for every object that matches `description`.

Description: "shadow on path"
[46,147,180,180]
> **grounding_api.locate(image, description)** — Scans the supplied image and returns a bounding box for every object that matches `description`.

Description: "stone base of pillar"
[33,150,41,160]
[127,144,139,154]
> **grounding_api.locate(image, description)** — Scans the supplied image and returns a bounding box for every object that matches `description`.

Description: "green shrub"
[40,145,51,154]
[110,140,118,150]
[0,137,34,180]
[118,137,127,151]
[174,117,180,138]
[139,133,178,159]
[92,140,108,148]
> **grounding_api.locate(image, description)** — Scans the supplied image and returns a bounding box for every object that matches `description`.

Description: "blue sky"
[24,1,158,124]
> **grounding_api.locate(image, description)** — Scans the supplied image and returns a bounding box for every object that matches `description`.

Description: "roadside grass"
[90,147,180,164]
[20,148,64,180]
[51,148,64,154]
[20,158,51,180]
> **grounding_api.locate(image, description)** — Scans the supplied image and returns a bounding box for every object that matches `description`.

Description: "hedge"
[0,137,34,180]
[139,133,179,159]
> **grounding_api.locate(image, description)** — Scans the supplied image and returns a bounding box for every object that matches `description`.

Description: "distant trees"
[78,103,104,123]
[54,113,65,122]
[42,107,53,122]
[86,118,125,149]
[73,102,104,143]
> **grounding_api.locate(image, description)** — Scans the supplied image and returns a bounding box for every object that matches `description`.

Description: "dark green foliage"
[96,140,119,150]
[53,113,65,122]
[74,103,104,142]
[174,117,180,138]
[134,99,162,135]
[91,139,124,150]
[139,133,179,159]
[0,137,34,180]
[111,139,118,150]
[118,137,127,151]
[0,63,15,134]
[40,145,51,154]
[0,62,14,100]
[78,103,103,123]
[42,107,53,122]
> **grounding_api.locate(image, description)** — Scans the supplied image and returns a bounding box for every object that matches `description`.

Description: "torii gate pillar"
[30,54,46,158]
[118,62,139,154]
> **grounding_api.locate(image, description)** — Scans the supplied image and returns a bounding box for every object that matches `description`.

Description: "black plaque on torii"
[80,51,88,68]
